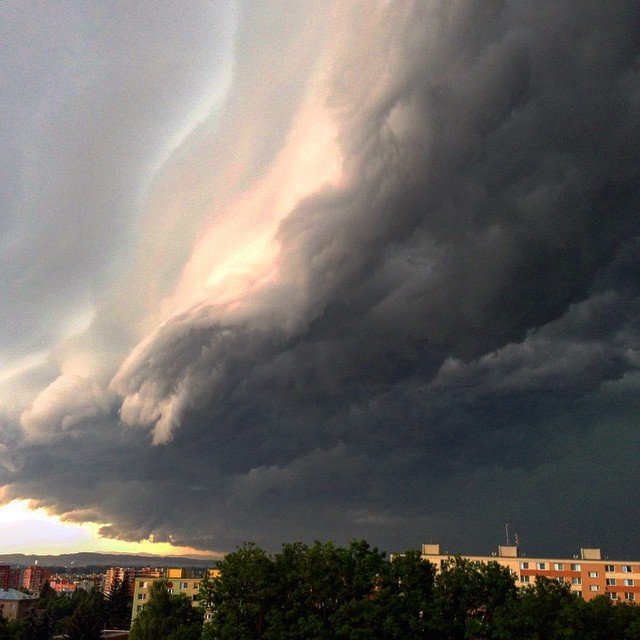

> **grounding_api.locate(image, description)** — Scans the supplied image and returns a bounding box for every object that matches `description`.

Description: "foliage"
[264,539,387,639]
[200,540,640,640]
[202,540,430,640]
[128,580,203,640]
[38,586,105,635]
[197,571,216,618]
[37,583,55,602]
[430,555,518,639]
[64,599,103,640]
[203,542,274,640]
[0,617,22,640]
[105,577,132,629]
[22,607,53,640]
[370,549,436,639]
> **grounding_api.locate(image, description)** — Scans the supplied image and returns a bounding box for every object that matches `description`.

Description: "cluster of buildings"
[0,563,213,623]
[2,542,640,624]
[0,563,51,621]
[0,563,51,594]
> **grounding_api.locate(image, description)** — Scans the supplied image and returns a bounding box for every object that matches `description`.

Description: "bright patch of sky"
[0,500,218,558]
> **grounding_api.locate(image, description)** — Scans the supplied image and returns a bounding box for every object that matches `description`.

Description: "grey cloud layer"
[2,0,640,556]
[0,1,234,358]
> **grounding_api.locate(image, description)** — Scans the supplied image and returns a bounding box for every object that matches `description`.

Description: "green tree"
[37,582,55,602]
[43,587,102,635]
[430,556,518,640]
[105,577,131,629]
[64,600,103,640]
[204,539,405,640]
[0,617,23,640]
[274,539,387,640]
[372,550,436,640]
[266,540,347,639]
[491,576,576,639]
[22,607,53,640]
[197,570,216,626]
[0,617,14,640]
[203,543,274,640]
[129,580,203,640]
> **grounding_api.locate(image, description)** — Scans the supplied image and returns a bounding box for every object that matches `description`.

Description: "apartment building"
[0,566,21,591]
[131,568,219,624]
[421,543,640,603]
[104,567,135,596]
[21,564,50,595]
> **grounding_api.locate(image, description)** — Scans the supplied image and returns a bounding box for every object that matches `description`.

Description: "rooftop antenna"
[505,523,510,546]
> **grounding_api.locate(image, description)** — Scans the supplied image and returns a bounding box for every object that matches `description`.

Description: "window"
[180,582,188,589]
[140,581,148,588]
[136,605,143,612]
[194,583,199,589]
[590,585,600,592]
[572,577,582,585]
[624,579,634,586]
[137,593,146,600]
[626,593,635,601]
[167,588,173,594]
[605,565,615,572]
[571,563,581,571]
[536,563,546,570]
[623,565,633,573]
[610,592,618,600]
[554,563,564,570]
[192,594,199,601]
[521,575,530,583]
[588,571,598,578]
[557,577,565,583]
[606,578,617,586]
[520,562,529,569]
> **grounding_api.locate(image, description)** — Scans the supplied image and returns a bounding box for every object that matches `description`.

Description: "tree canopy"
[200,540,640,640]
[104,577,132,629]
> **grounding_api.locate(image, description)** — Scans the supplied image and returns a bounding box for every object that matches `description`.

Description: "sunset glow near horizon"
[0,500,218,558]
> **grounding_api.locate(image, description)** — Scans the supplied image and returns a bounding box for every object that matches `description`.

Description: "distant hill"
[0,551,218,568]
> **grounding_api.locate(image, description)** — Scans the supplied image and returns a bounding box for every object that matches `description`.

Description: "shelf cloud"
[1,0,639,556]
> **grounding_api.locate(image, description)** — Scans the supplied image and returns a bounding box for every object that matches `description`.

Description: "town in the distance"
[2,540,640,639]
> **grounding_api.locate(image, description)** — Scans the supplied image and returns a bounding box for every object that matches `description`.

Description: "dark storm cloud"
[3,0,640,556]
[114,0,639,434]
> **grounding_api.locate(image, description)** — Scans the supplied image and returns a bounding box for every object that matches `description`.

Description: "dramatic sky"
[1,0,639,559]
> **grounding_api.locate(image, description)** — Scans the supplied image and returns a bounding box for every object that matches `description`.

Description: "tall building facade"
[421,543,640,603]
[0,566,21,591]
[21,565,51,595]
[104,567,146,597]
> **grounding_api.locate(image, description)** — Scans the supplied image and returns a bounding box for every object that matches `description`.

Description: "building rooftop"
[0,589,38,601]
